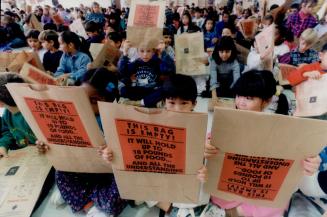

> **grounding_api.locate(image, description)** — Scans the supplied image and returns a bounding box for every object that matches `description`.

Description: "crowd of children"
[0,0,327,216]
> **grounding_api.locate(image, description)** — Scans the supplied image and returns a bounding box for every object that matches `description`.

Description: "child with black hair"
[162,28,175,59]
[2,14,26,48]
[204,69,320,217]
[209,36,240,101]
[203,18,218,51]
[192,7,205,29]
[85,2,105,27]
[106,31,122,49]
[0,73,36,158]
[177,12,201,35]
[54,31,92,85]
[36,67,126,217]
[85,20,104,43]
[39,30,63,73]
[26,29,47,63]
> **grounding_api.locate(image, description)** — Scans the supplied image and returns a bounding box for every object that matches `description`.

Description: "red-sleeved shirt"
[287,62,324,86]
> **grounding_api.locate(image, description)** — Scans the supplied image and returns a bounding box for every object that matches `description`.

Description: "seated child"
[118,40,175,107]
[85,20,105,44]
[26,29,47,63]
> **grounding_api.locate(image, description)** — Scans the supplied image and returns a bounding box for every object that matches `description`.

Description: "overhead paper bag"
[69,19,88,39]
[205,108,327,208]
[20,63,57,85]
[294,74,327,117]
[278,64,298,85]
[8,50,45,72]
[30,14,43,32]
[239,19,257,39]
[175,32,206,75]
[99,103,208,203]
[52,13,64,25]
[255,24,275,59]
[127,0,165,48]
[6,83,112,173]
[90,43,121,68]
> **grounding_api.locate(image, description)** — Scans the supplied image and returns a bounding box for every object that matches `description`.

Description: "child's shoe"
[50,186,65,207]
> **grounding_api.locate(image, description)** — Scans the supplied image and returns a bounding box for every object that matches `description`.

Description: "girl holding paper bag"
[203,70,321,217]
[36,68,126,217]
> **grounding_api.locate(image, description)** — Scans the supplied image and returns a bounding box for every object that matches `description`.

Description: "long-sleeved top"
[54,51,91,82]
[286,11,318,38]
[289,48,319,66]
[214,21,226,38]
[85,13,105,27]
[0,109,36,151]
[118,51,175,88]
[43,50,63,73]
[203,31,216,50]
[41,15,53,24]
[209,58,240,90]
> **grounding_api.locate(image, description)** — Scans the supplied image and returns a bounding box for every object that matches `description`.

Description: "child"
[39,30,63,73]
[286,0,318,38]
[36,68,126,217]
[3,14,26,49]
[101,74,208,216]
[287,43,327,86]
[117,40,175,107]
[26,29,47,63]
[162,28,175,59]
[0,73,36,158]
[54,31,92,85]
[177,12,200,35]
[289,28,319,66]
[204,69,321,217]
[209,36,240,101]
[106,32,123,49]
[85,2,105,27]
[203,18,218,51]
[85,20,104,44]
[192,7,205,29]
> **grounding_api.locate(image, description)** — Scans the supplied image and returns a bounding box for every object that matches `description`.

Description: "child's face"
[319,51,327,69]
[218,50,232,61]
[221,28,232,37]
[87,31,97,38]
[235,95,267,112]
[195,12,200,18]
[41,40,52,50]
[59,36,70,53]
[222,14,229,23]
[138,47,154,62]
[299,37,309,52]
[165,97,195,112]
[92,5,100,13]
[301,3,314,15]
[205,20,214,31]
[163,35,172,46]
[182,15,189,25]
[27,38,41,50]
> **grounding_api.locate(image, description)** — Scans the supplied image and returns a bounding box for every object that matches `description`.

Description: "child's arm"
[231,60,241,88]
[302,155,321,176]
[0,117,15,158]
[209,58,219,95]
[69,55,91,81]
[54,54,67,77]
[287,65,321,86]
[35,140,50,154]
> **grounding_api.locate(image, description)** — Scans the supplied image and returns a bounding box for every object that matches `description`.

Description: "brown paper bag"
[99,103,208,203]
[239,19,257,39]
[89,43,121,68]
[312,33,327,52]
[30,14,43,32]
[205,108,327,208]
[294,74,327,117]
[69,19,88,39]
[127,0,165,48]
[278,64,298,85]
[6,83,112,173]
[20,63,57,85]
[242,0,255,9]
[175,32,206,76]
[8,50,45,72]
[255,24,275,59]
[0,52,19,72]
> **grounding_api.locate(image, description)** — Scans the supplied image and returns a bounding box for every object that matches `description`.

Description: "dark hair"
[291,3,300,9]
[233,70,276,101]
[60,31,92,58]
[107,32,122,43]
[0,73,25,106]
[301,0,318,6]
[163,74,197,103]
[202,18,215,33]
[212,36,237,64]
[322,43,327,52]
[85,20,100,33]
[263,14,274,23]
[43,23,57,31]
[42,30,60,49]
[26,29,40,39]
[269,4,279,11]
[81,67,119,102]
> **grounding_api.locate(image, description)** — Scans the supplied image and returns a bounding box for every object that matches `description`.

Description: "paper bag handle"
[133,107,163,115]
[27,84,49,92]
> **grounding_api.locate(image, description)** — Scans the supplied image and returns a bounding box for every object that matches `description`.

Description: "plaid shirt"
[286,12,318,37]
[290,48,319,66]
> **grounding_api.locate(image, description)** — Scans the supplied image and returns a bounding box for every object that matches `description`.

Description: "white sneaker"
[202,204,225,217]
[50,186,65,207]
[86,206,109,217]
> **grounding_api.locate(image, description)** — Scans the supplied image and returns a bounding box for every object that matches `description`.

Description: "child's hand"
[302,155,321,176]
[122,40,131,56]
[0,147,8,158]
[303,71,322,80]
[98,145,114,164]
[212,38,218,44]
[35,140,50,154]
[204,142,219,159]
[197,166,208,183]
[56,73,70,83]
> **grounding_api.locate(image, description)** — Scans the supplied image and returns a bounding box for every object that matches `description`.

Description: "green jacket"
[0,109,36,150]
